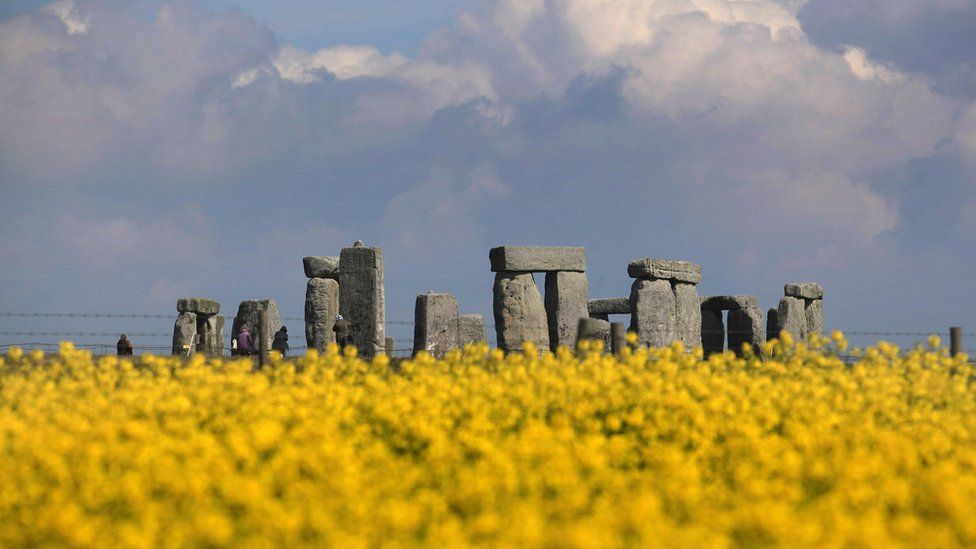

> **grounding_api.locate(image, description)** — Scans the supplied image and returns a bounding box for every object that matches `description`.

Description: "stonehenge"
[770,283,824,340]
[588,298,630,322]
[458,314,487,346]
[339,242,386,357]
[628,259,702,349]
[232,299,281,351]
[172,298,224,356]
[491,246,589,352]
[700,295,765,357]
[413,292,459,358]
[304,255,340,351]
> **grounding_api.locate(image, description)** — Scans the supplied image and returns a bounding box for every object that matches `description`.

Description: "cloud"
[0,0,973,329]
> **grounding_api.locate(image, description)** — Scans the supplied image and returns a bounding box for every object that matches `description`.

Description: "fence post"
[385,337,395,356]
[610,322,626,355]
[950,326,962,357]
[258,309,269,369]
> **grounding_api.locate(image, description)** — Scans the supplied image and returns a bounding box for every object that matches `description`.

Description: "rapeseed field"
[1,333,974,547]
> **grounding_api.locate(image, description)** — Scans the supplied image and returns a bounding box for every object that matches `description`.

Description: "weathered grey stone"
[172,312,197,355]
[303,256,340,279]
[413,292,459,358]
[545,271,589,351]
[674,283,702,349]
[805,299,824,335]
[627,258,702,283]
[338,245,385,357]
[784,282,824,300]
[702,309,725,357]
[493,272,550,351]
[232,300,282,351]
[199,315,225,356]
[591,313,609,321]
[458,314,486,346]
[700,295,758,311]
[594,319,612,351]
[305,278,339,351]
[588,298,631,316]
[777,297,807,340]
[728,307,765,356]
[766,308,779,342]
[177,298,220,315]
[629,278,676,348]
[489,246,586,272]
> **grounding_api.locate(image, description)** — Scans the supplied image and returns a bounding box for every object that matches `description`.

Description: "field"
[1,334,975,547]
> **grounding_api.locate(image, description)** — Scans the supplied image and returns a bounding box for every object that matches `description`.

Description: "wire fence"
[0,310,970,361]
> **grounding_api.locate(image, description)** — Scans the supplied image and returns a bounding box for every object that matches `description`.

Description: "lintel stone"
[627,258,702,283]
[784,282,823,300]
[588,298,631,316]
[489,246,586,272]
[700,295,758,311]
[304,256,340,279]
[177,298,220,315]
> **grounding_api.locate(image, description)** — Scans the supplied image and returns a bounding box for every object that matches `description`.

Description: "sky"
[1,0,974,353]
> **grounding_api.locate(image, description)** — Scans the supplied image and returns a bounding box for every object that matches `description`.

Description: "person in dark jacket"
[116,334,133,356]
[272,326,289,357]
[237,324,254,356]
[333,315,352,349]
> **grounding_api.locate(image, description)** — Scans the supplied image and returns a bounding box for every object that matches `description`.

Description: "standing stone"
[172,312,197,355]
[702,309,725,357]
[338,244,385,357]
[673,283,702,349]
[303,256,340,279]
[198,315,225,356]
[776,297,807,341]
[728,307,765,356]
[629,279,676,348]
[766,308,779,342]
[493,272,550,352]
[305,278,339,351]
[413,292,459,358]
[805,299,824,335]
[544,271,589,351]
[232,300,282,351]
[458,314,487,346]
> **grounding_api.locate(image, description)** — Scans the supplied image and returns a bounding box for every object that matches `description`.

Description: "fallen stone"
[339,245,385,357]
[232,299,282,352]
[458,314,486,346]
[700,295,758,311]
[701,309,725,357]
[629,278,676,348]
[784,282,824,300]
[805,298,824,335]
[305,278,339,351]
[303,256,340,279]
[674,283,702,349]
[172,312,197,355]
[493,272,550,351]
[728,307,765,356]
[177,298,220,315]
[199,315,225,356]
[545,271,589,351]
[627,258,702,283]
[413,292,459,358]
[489,246,586,272]
[588,298,631,316]
[777,297,807,340]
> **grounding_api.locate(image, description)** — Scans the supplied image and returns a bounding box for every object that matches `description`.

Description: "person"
[333,315,352,349]
[237,324,254,356]
[116,333,133,356]
[272,326,289,357]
